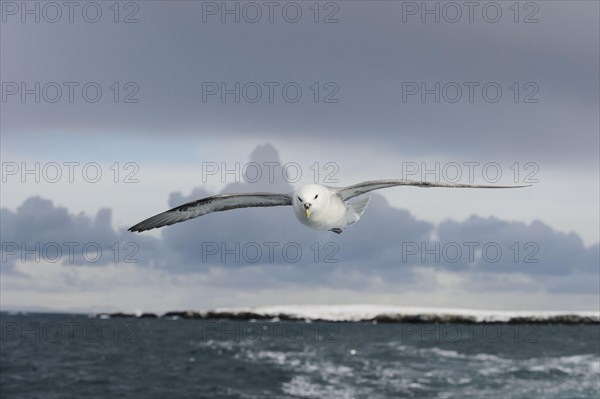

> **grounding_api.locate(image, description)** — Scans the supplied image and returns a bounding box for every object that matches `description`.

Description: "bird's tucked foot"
[329,228,343,234]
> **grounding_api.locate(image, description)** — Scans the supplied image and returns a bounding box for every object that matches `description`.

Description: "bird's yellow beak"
[305,208,312,218]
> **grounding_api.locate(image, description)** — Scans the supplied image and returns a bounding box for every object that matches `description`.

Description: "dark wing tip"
[127,210,185,233]
[127,224,148,233]
[127,218,163,233]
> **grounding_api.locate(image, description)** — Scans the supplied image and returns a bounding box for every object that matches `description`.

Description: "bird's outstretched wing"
[334,180,530,201]
[128,193,292,232]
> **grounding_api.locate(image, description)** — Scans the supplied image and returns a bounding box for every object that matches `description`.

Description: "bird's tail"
[350,196,371,217]
[345,196,370,227]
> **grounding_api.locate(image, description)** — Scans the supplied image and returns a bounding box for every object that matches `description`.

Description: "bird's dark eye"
[314,194,318,199]
[298,197,303,202]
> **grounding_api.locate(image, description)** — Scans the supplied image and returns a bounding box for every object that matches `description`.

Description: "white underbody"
[292,184,369,231]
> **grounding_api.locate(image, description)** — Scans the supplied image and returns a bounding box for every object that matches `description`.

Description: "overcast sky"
[1,1,598,313]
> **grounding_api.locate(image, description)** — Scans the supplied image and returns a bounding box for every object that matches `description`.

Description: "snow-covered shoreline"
[96,305,600,324]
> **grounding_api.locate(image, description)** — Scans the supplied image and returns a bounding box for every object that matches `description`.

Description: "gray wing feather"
[334,179,530,201]
[129,193,292,232]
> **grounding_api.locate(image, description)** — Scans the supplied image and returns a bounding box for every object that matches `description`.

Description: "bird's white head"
[292,184,329,219]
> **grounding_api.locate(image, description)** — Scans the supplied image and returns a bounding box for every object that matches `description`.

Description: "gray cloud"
[437,216,599,276]
[0,196,169,268]
[2,145,597,295]
[2,2,598,166]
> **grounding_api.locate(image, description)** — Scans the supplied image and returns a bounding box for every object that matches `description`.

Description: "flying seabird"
[128,180,528,234]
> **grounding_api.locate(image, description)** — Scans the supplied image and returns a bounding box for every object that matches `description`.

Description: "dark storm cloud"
[2,2,598,164]
[2,145,597,293]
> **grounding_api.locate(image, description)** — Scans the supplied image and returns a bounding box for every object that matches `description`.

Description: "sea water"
[1,313,598,398]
